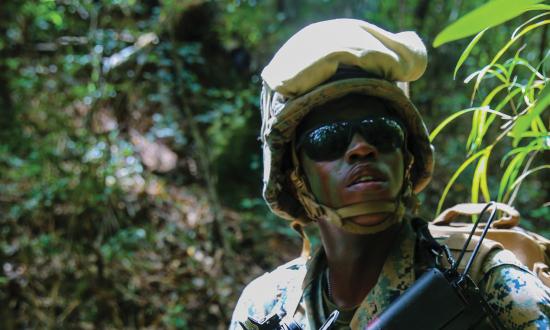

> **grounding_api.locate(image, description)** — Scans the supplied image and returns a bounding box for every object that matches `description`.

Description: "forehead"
[297,94,396,133]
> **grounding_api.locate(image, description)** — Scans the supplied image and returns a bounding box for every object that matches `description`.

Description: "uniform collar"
[302,218,417,328]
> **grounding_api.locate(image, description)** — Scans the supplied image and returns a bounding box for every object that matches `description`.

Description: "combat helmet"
[260,19,434,234]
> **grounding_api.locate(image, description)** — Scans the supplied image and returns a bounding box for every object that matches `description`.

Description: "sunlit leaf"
[495,87,523,113]
[472,147,492,203]
[498,150,527,201]
[534,116,548,134]
[482,84,508,107]
[47,11,63,28]
[492,20,550,68]
[498,136,548,201]
[436,148,487,215]
[512,83,550,146]
[479,153,491,203]
[469,19,550,102]
[464,68,484,84]
[507,57,545,81]
[429,107,511,142]
[466,110,480,152]
[512,11,550,38]
[433,0,546,47]
[487,66,509,84]
[454,29,487,79]
[503,47,525,81]
[470,65,492,104]
[509,165,550,190]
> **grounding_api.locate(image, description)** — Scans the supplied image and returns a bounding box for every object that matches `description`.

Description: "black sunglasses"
[296,117,405,161]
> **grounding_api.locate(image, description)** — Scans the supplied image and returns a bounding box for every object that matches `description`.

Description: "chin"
[349,213,391,227]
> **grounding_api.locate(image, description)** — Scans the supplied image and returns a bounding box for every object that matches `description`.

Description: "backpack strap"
[432,202,519,229]
[412,217,460,272]
[432,230,503,283]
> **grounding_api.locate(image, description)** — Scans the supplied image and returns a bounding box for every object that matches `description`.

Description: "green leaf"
[468,19,550,103]
[436,148,487,215]
[509,165,550,190]
[512,83,550,146]
[470,65,492,105]
[433,0,546,47]
[486,67,509,84]
[47,11,63,28]
[453,29,487,79]
[482,84,508,107]
[512,11,550,38]
[480,86,522,135]
[479,156,491,203]
[472,147,492,203]
[498,137,547,202]
[491,20,550,71]
[430,106,511,142]
[498,150,527,201]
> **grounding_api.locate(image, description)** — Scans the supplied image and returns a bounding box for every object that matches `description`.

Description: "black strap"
[411,217,456,271]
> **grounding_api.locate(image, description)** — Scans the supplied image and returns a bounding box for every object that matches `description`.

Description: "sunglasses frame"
[295,116,406,162]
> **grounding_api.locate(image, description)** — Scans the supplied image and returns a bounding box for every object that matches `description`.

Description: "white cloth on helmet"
[261,19,427,98]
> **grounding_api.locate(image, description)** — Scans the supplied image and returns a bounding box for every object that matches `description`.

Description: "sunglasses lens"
[297,117,405,161]
[359,118,405,152]
[300,123,350,161]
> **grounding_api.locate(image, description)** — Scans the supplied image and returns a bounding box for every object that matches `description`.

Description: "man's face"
[297,95,405,226]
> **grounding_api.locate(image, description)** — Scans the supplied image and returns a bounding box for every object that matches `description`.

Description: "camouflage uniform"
[230,219,550,329]
[231,19,550,330]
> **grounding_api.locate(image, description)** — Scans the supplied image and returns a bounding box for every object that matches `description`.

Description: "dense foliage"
[0,0,547,328]
[432,0,550,215]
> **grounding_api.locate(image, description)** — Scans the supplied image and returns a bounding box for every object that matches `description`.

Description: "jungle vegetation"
[0,0,548,328]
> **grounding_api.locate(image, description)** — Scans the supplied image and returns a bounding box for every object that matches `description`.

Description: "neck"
[318,219,402,309]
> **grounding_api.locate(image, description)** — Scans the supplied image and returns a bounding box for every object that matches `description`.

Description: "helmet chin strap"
[333,201,405,234]
[290,143,406,235]
[291,166,405,235]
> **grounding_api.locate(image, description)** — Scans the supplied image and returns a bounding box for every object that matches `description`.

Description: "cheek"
[383,151,405,195]
[301,158,342,207]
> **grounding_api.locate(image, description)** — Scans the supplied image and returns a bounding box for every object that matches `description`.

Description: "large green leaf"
[433,0,548,47]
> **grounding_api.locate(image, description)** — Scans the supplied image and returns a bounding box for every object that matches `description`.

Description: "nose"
[344,133,378,163]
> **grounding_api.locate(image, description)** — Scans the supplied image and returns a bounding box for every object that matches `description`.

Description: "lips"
[346,165,387,187]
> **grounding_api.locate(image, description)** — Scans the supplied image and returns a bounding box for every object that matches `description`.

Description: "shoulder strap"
[411,217,450,266]
[414,217,504,283]
[412,217,445,252]
[440,233,503,283]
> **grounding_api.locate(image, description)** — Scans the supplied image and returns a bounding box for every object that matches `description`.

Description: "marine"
[230,19,550,329]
